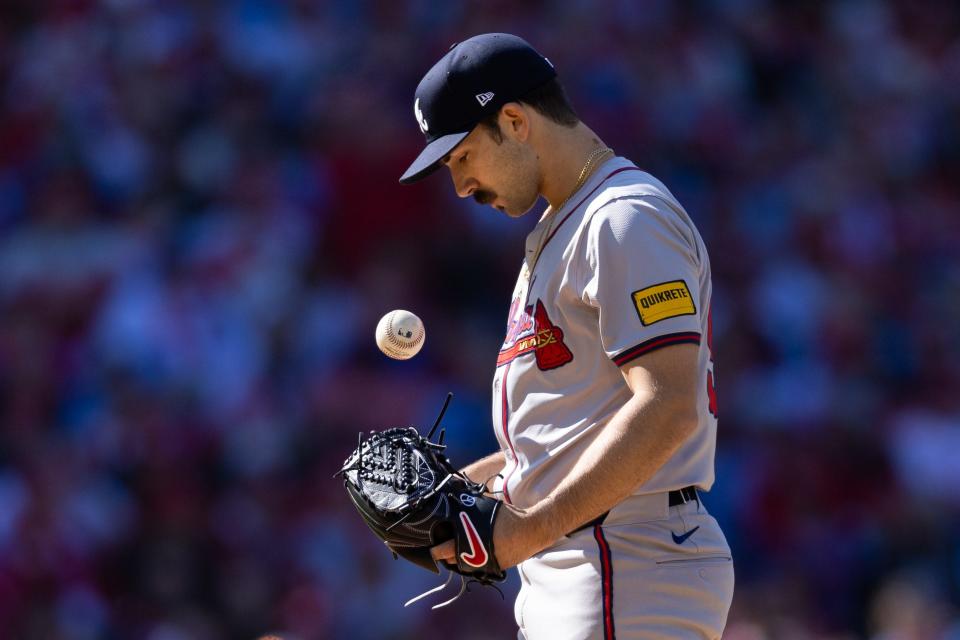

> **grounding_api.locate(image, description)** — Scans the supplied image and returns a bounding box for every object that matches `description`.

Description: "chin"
[502,197,539,218]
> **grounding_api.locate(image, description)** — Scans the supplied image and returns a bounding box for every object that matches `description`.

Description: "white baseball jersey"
[491,157,718,509]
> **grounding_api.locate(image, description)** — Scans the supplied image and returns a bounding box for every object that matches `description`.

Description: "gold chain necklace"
[526,146,613,277]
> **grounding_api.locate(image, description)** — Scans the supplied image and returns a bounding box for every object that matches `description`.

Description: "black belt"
[566,486,700,537]
[668,485,700,507]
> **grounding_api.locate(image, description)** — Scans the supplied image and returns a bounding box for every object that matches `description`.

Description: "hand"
[429,539,456,566]
[429,503,549,571]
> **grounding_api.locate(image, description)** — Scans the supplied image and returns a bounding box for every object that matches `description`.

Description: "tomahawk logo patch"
[631,280,696,325]
[498,298,573,370]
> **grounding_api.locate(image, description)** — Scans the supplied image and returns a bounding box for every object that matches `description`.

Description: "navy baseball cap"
[399,33,557,184]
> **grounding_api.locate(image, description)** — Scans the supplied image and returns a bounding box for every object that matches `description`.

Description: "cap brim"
[399,130,471,184]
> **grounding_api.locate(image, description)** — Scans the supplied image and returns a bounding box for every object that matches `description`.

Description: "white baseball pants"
[514,492,734,639]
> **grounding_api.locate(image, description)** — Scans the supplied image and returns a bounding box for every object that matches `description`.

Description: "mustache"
[473,190,496,205]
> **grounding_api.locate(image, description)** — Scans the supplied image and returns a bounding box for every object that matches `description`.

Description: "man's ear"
[499,102,530,142]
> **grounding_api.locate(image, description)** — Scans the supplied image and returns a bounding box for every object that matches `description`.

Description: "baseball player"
[399,34,734,639]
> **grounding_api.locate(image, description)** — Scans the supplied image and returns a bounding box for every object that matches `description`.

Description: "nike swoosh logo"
[671,525,700,545]
[458,512,489,568]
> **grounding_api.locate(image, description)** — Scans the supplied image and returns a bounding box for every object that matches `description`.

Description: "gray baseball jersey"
[491,157,718,510]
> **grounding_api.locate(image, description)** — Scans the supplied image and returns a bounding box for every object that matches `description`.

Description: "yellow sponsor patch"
[631,280,696,325]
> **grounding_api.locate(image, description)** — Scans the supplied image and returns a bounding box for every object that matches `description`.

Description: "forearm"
[461,450,506,492]
[537,392,695,538]
[497,374,697,566]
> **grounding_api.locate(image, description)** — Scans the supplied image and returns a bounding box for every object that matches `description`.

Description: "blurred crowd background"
[0,0,958,638]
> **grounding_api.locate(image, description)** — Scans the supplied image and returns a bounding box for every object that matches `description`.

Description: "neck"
[538,123,611,211]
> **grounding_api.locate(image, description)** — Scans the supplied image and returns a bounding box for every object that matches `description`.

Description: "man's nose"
[451,172,477,199]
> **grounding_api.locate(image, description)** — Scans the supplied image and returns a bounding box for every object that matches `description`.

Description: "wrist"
[524,495,562,550]
[495,498,560,567]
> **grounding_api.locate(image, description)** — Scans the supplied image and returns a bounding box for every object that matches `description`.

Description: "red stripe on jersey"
[499,362,515,505]
[611,332,701,367]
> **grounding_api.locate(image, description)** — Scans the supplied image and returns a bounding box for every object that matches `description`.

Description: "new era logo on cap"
[475,92,495,106]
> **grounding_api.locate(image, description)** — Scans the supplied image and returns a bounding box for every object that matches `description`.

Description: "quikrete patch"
[631,280,696,325]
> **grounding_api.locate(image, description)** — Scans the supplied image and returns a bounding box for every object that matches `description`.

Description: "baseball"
[375,309,425,360]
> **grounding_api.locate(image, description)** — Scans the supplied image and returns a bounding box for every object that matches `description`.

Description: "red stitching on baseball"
[385,313,424,352]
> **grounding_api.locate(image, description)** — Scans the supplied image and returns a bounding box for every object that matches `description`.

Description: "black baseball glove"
[338,395,505,605]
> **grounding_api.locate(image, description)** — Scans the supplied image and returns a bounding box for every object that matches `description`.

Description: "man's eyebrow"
[442,146,467,165]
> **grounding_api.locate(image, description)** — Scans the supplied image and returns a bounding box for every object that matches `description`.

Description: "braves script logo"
[458,512,489,568]
[497,298,573,370]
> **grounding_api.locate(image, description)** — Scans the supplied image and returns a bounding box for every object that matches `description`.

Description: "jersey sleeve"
[576,195,704,367]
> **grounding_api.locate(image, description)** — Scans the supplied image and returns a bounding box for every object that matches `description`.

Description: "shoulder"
[585,170,695,247]
[596,165,679,203]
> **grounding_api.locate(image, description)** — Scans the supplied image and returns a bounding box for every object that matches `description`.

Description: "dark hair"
[478,78,579,142]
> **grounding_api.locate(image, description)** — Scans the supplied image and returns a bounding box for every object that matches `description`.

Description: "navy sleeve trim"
[611,331,701,367]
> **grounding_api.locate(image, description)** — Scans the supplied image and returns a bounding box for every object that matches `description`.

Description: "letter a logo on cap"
[414,98,428,133]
